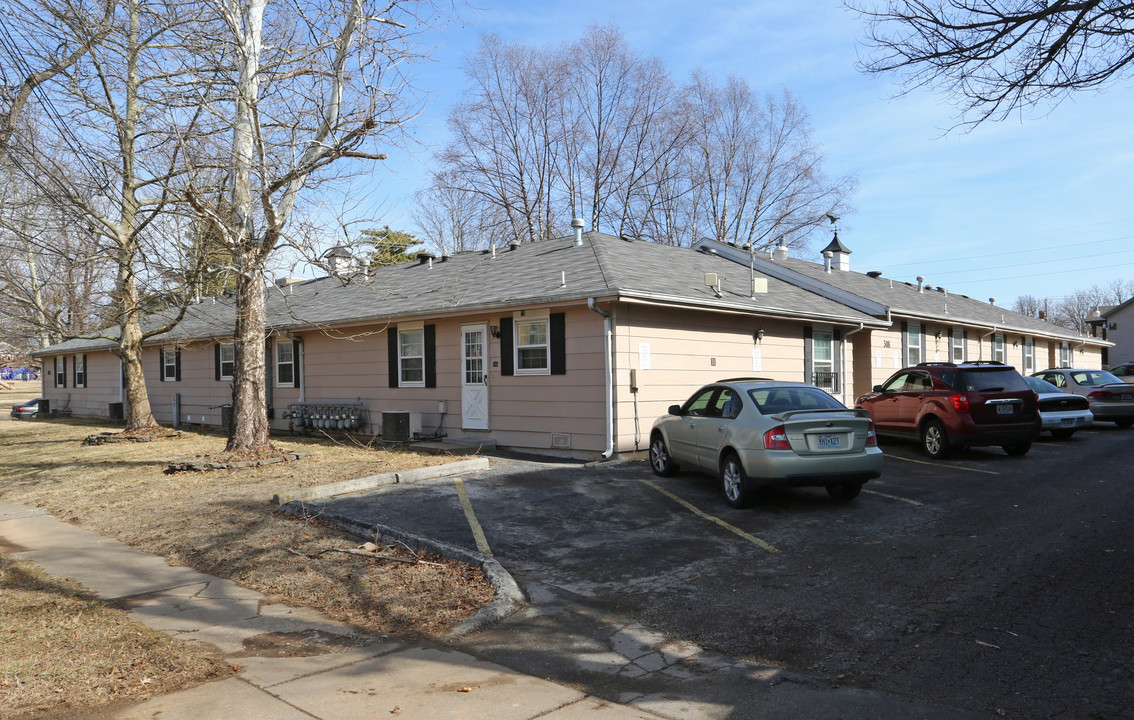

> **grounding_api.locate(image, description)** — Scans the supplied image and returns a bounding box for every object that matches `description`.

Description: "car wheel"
[1050,429,1075,440]
[720,453,756,509]
[1114,418,1134,429]
[920,419,951,459]
[1002,442,1031,456]
[826,482,862,501]
[648,433,679,477]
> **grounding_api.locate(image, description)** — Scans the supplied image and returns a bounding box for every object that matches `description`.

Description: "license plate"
[1061,418,1075,426]
[817,434,840,449]
[996,404,1014,415]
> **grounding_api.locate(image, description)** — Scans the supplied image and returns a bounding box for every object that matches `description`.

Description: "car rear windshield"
[1071,371,1121,386]
[748,387,846,413]
[949,369,1029,393]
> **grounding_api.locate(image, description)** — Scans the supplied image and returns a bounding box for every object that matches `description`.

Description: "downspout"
[588,298,614,459]
[979,327,997,360]
[841,323,866,404]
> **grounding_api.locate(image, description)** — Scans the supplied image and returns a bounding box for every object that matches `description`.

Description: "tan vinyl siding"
[40,352,122,417]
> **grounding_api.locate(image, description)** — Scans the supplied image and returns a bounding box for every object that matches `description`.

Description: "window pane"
[221,345,234,362]
[400,332,423,356]
[813,332,832,363]
[278,364,293,384]
[518,347,547,369]
[401,357,423,382]
[517,321,546,346]
[278,342,293,363]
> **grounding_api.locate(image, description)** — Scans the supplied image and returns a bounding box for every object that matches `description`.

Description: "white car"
[1021,376,1093,438]
[1031,369,1134,428]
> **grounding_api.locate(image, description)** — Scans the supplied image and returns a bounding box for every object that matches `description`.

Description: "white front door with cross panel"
[461,324,489,430]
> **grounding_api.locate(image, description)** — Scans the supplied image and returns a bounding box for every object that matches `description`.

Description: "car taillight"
[866,421,877,447]
[763,425,791,450]
[1088,391,1115,399]
[950,393,970,413]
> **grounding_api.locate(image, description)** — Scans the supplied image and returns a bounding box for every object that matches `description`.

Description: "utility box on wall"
[381,411,422,442]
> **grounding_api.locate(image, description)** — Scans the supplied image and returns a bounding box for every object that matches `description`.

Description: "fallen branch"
[286,546,445,567]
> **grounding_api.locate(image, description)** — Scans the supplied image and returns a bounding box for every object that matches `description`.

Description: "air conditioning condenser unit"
[382,411,422,442]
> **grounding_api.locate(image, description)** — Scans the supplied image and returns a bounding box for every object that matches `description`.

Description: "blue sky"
[364,0,1134,308]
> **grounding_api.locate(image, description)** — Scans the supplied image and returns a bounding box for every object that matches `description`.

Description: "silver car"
[1031,369,1134,428]
[1021,375,1093,438]
[649,379,883,507]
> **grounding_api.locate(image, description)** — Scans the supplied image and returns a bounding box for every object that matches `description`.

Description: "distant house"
[32,229,1107,458]
[1088,298,1134,367]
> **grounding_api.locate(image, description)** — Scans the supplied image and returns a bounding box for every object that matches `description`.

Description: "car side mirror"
[873,385,883,393]
[668,404,684,416]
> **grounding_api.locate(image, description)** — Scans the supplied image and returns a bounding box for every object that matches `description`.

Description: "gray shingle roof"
[696,239,1098,343]
[32,232,890,357]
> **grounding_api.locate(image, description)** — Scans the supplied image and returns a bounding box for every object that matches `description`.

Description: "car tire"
[920,419,951,459]
[1050,429,1075,440]
[1002,442,1031,456]
[825,482,862,501]
[1114,418,1134,429]
[720,452,756,508]
[649,433,680,477]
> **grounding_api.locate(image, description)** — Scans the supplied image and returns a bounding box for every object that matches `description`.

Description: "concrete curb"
[271,457,490,505]
[278,502,526,639]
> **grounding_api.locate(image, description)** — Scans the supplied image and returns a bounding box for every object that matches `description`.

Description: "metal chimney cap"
[570,217,585,229]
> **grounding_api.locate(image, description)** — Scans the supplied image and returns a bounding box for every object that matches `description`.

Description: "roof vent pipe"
[916,276,925,292]
[989,297,997,305]
[509,242,520,252]
[571,217,584,246]
[866,271,882,278]
[823,250,833,273]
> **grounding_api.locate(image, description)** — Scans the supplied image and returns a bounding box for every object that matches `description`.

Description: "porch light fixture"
[754,328,765,344]
[490,325,501,339]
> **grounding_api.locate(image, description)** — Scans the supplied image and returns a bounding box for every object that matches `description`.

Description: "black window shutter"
[214,343,221,381]
[500,317,514,376]
[900,320,909,366]
[81,354,87,385]
[159,348,165,382]
[293,340,301,388]
[388,328,399,388]
[72,356,77,386]
[175,349,181,381]
[424,325,437,388]
[61,356,66,388]
[550,313,566,375]
[803,327,813,384]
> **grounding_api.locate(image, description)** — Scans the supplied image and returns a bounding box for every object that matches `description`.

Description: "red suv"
[855,362,1041,458]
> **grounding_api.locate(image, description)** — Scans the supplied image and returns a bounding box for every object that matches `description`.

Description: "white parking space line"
[862,489,923,506]
[638,478,780,554]
[885,453,999,475]
[453,478,493,557]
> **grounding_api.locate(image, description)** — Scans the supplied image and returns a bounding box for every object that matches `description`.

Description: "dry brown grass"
[0,416,495,718]
[0,554,231,719]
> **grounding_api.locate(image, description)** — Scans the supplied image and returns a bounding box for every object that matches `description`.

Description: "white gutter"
[841,323,866,404]
[588,298,614,460]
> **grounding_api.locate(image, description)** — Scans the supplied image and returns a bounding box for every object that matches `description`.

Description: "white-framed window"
[1059,342,1070,367]
[993,334,1005,363]
[73,354,85,388]
[54,356,65,387]
[162,348,178,381]
[1023,338,1034,373]
[515,316,550,375]
[399,326,425,386]
[276,340,295,386]
[219,343,235,380]
[951,329,965,363]
[907,321,922,365]
[812,330,835,391]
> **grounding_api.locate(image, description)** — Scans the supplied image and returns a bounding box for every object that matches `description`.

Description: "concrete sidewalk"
[0,502,662,720]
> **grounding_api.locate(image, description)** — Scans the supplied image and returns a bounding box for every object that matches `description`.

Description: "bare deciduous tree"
[853,0,1134,124]
[186,0,433,453]
[420,25,852,252]
[0,0,209,432]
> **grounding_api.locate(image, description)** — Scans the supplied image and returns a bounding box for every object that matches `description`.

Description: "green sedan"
[649,379,883,507]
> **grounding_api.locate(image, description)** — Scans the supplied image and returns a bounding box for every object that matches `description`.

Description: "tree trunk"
[226,267,270,452]
[116,257,158,432]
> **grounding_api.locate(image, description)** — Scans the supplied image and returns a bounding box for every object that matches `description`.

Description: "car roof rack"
[963,360,1006,366]
[915,362,957,367]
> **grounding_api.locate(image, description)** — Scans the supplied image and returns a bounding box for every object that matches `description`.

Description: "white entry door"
[461,324,489,430]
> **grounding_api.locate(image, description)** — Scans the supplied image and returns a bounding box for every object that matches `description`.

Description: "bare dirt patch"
[0,419,496,717]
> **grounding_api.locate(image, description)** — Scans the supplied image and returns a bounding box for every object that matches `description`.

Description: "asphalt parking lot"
[316,425,1134,720]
